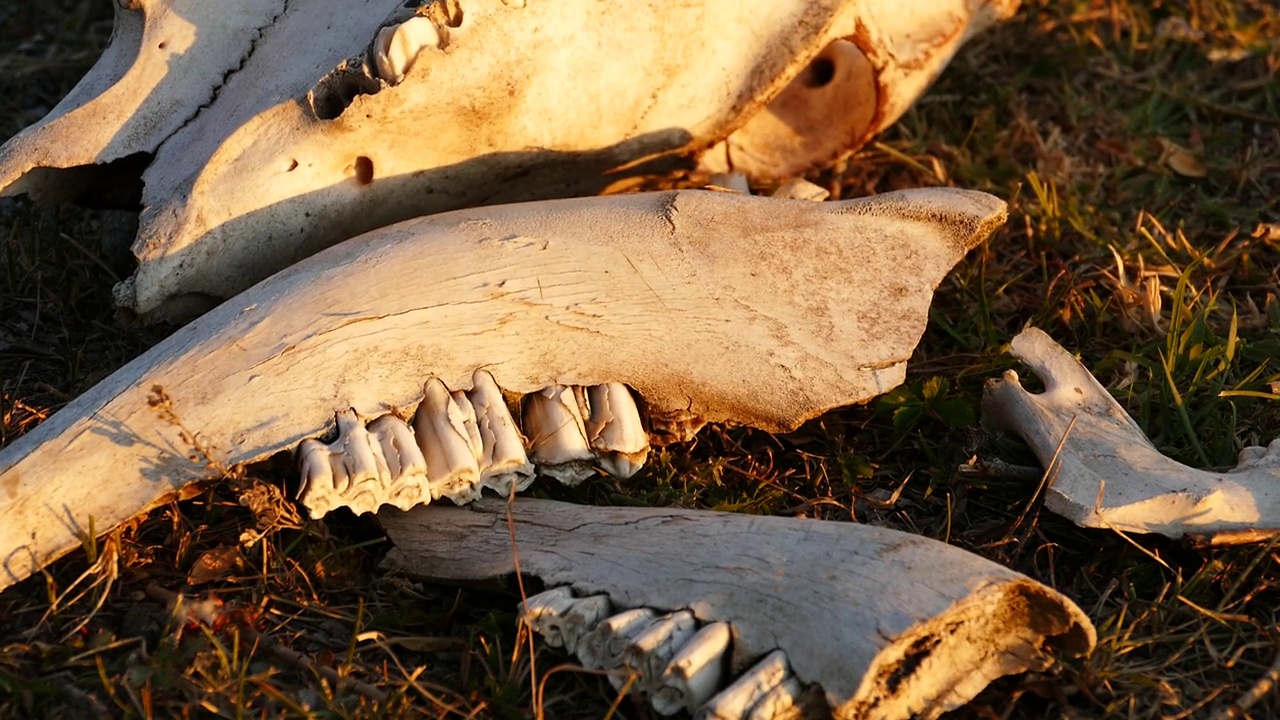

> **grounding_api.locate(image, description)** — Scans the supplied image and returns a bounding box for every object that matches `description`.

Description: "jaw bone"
[983,327,1280,544]
[378,497,1097,720]
[0,0,1017,319]
[0,187,1005,595]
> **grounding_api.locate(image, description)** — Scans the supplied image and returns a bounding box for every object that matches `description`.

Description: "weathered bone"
[0,188,1003,594]
[379,497,1096,720]
[983,327,1280,543]
[0,0,1017,319]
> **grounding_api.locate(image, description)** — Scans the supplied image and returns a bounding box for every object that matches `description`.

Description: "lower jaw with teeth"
[297,370,654,517]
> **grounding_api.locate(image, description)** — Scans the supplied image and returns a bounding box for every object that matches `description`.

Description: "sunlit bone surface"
[379,498,1096,720]
[0,188,1004,595]
[983,327,1280,544]
[0,0,1017,319]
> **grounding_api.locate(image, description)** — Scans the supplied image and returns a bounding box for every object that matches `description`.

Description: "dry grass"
[2,0,1279,717]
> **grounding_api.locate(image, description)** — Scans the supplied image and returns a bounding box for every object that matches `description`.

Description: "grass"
[1,0,1279,717]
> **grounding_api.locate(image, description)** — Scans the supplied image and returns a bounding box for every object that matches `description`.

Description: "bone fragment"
[653,622,732,715]
[466,370,535,496]
[413,378,483,504]
[770,178,830,202]
[0,0,1017,319]
[0,188,1004,594]
[582,383,650,479]
[983,327,1280,542]
[379,498,1096,720]
[517,587,612,654]
[372,15,442,85]
[523,386,597,485]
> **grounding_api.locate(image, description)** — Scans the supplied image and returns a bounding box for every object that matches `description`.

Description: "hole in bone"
[308,65,382,121]
[353,156,375,186]
[285,159,298,172]
[802,55,836,88]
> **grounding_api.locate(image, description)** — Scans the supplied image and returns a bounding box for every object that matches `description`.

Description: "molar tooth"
[695,649,792,720]
[523,385,596,485]
[652,622,731,715]
[373,15,442,86]
[518,588,612,654]
[743,675,804,720]
[583,383,650,478]
[576,607,658,671]
[298,409,392,518]
[467,370,535,496]
[620,610,698,695]
[413,378,483,504]
[365,415,431,511]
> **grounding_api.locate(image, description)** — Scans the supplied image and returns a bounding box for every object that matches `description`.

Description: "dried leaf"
[1158,138,1207,178]
[188,545,243,585]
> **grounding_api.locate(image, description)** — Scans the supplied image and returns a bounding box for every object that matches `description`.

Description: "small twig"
[1210,637,1280,720]
[1009,415,1078,537]
[145,584,388,703]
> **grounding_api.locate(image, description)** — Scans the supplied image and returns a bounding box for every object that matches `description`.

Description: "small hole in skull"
[354,156,374,186]
[285,159,298,172]
[803,56,836,88]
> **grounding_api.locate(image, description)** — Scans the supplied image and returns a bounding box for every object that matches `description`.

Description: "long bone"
[0,0,1018,320]
[0,188,1004,594]
[379,497,1097,720]
[983,327,1280,543]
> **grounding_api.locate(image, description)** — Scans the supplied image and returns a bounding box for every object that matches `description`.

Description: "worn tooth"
[365,415,431,511]
[743,675,804,720]
[583,383,650,478]
[373,15,443,86]
[576,607,658,672]
[298,409,391,518]
[523,385,596,485]
[413,378,483,504]
[619,610,698,695]
[517,588,612,654]
[695,650,792,720]
[467,370,535,496]
[652,621,731,715]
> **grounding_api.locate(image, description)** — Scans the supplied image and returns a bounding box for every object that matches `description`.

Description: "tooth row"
[297,372,651,517]
[518,588,804,719]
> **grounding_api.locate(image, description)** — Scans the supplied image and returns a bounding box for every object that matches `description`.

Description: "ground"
[1,0,1278,718]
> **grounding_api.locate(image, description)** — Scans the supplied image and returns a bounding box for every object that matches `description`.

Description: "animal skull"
[0,0,1018,320]
[379,497,1097,720]
[0,187,1005,594]
[983,327,1280,544]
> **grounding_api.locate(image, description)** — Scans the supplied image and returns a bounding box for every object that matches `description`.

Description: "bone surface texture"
[0,188,1004,594]
[0,0,1017,319]
[983,327,1280,543]
[379,498,1096,720]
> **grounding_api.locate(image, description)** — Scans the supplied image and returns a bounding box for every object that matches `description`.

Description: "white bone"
[982,327,1280,543]
[582,383,650,479]
[412,378,483,504]
[652,622,732,715]
[381,498,1096,720]
[0,0,1017,319]
[373,15,443,85]
[576,607,658,672]
[517,587,612,654]
[770,178,829,203]
[619,610,699,694]
[466,370,535,496]
[0,188,1004,594]
[523,385,596,485]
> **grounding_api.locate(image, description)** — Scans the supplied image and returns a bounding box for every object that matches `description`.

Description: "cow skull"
[0,187,1005,594]
[0,0,1018,320]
